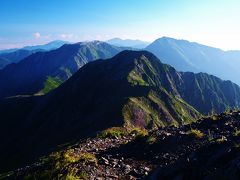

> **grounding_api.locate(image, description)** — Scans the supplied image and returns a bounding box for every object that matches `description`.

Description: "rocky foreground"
[1,111,240,179]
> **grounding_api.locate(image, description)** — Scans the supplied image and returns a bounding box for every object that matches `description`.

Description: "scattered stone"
[107,174,119,179]
[144,167,150,172]
[10,111,240,179]
[122,164,131,173]
[101,157,109,165]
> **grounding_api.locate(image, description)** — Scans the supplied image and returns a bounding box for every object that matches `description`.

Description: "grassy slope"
[40,76,64,94]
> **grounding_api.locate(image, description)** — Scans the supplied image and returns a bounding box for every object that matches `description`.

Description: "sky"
[0,0,240,50]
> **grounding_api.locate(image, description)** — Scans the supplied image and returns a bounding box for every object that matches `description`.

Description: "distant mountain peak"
[106,38,150,48]
[145,36,240,86]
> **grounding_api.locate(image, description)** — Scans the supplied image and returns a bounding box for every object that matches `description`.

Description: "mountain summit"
[145,37,240,85]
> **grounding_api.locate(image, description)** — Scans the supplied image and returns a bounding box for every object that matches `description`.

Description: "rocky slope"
[3,110,240,179]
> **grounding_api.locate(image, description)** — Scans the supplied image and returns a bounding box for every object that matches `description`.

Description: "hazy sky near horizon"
[0,0,240,50]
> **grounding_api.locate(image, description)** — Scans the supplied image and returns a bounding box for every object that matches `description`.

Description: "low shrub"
[65,172,88,180]
[146,136,157,144]
[188,129,204,139]
[130,127,148,137]
[79,153,98,165]
[233,129,240,136]
[63,149,81,163]
[216,136,227,143]
[98,127,127,138]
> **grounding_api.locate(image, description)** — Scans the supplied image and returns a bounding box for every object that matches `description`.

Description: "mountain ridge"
[0,41,130,98]
[145,36,240,85]
[0,40,68,69]
[0,40,68,54]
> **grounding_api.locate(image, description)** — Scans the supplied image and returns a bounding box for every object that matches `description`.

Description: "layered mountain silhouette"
[22,40,68,51]
[0,49,45,69]
[146,37,240,85]
[0,41,128,98]
[0,40,68,69]
[0,40,67,55]
[107,38,149,48]
[1,50,240,172]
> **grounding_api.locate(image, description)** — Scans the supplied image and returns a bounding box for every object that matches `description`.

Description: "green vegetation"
[216,136,227,143]
[188,129,205,139]
[41,76,63,94]
[211,115,219,121]
[0,171,14,179]
[19,148,96,179]
[233,106,239,112]
[234,143,240,149]
[122,89,200,130]
[98,127,150,140]
[65,172,88,180]
[233,129,240,136]
[127,55,161,87]
[122,96,166,128]
[208,129,214,141]
[78,153,98,165]
[130,128,157,145]
[63,149,81,163]
[141,55,157,76]
[60,67,73,78]
[51,149,97,168]
[98,127,127,138]
[130,127,149,137]
[224,106,231,114]
[128,70,148,86]
[146,136,157,144]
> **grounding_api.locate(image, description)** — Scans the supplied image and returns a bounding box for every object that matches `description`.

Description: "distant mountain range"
[0,40,68,69]
[0,41,130,98]
[145,37,240,85]
[1,50,240,172]
[2,37,240,87]
[0,49,45,69]
[22,40,68,51]
[107,38,150,48]
[0,40,68,54]
[1,37,240,99]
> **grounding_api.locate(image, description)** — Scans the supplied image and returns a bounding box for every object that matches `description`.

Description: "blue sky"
[0,0,240,50]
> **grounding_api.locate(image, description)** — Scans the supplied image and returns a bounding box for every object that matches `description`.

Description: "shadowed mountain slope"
[0,49,45,69]
[0,41,128,98]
